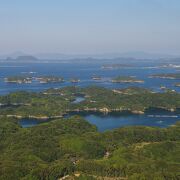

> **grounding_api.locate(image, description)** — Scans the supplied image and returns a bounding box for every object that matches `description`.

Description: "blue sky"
[0,0,180,54]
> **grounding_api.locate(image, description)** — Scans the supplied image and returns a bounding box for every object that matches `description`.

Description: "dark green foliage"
[0,115,179,179]
[0,86,180,118]
[0,86,180,179]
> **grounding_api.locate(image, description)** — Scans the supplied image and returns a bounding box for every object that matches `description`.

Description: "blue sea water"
[19,119,46,128]
[20,111,180,131]
[0,62,179,95]
[81,112,179,132]
[0,61,179,131]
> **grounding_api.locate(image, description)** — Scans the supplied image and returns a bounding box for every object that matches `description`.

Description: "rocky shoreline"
[2,106,178,121]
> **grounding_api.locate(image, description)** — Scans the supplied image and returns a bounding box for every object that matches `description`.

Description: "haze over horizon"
[0,0,180,55]
[1,51,180,60]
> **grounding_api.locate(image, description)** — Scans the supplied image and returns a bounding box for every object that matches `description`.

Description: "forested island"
[70,78,80,83]
[0,86,179,118]
[175,83,180,87]
[111,76,144,83]
[36,76,64,83]
[149,73,180,79]
[4,76,33,84]
[101,64,133,69]
[4,76,64,84]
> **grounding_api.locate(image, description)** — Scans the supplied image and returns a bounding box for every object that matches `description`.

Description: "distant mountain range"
[6,55,38,62]
[0,51,179,63]
[33,51,180,60]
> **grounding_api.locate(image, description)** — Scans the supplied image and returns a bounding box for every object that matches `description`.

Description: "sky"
[0,0,180,55]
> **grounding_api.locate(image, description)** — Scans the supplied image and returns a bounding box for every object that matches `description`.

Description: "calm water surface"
[0,62,180,95]
[1,62,179,130]
[20,111,180,131]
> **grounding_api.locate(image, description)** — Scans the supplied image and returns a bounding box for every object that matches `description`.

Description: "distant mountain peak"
[15,55,38,61]
[5,55,38,62]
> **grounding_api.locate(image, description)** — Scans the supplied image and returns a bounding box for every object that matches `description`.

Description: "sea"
[0,60,180,131]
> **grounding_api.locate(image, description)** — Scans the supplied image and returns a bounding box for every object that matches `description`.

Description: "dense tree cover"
[0,86,179,179]
[76,86,180,112]
[113,86,153,95]
[0,116,101,180]
[0,90,73,117]
[0,115,179,179]
[0,86,179,119]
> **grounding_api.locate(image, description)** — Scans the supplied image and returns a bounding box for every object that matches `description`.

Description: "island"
[101,64,133,69]
[149,73,180,79]
[160,85,167,90]
[175,83,180,87]
[4,75,65,84]
[0,86,179,118]
[91,75,101,80]
[36,76,64,83]
[6,55,38,62]
[159,63,180,69]
[4,76,32,84]
[70,78,80,83]
[111,76,144,83]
